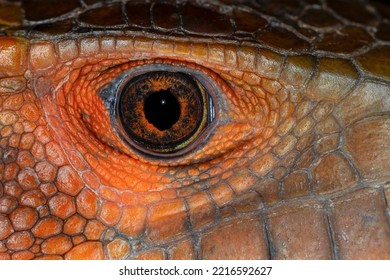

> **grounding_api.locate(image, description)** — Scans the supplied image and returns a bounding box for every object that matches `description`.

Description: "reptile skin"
[0,0,389,260]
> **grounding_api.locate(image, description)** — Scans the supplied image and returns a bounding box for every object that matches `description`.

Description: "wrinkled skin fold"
[0,0,389,260]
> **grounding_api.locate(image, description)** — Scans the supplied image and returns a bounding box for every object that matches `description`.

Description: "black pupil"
[144,89,181,131]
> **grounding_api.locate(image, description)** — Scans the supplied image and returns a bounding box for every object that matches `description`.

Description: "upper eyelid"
[3,34,359,107]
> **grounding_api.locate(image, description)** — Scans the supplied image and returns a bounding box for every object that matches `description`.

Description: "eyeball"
[100,63,217,158]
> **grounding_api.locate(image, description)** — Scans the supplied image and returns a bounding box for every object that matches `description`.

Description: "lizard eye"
[44,43,265,190]
[103,65,215,157]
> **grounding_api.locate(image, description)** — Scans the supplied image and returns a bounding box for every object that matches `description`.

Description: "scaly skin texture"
[0,0,389,260]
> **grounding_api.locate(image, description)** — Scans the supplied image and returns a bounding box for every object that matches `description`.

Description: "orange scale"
[0,214,14,240]
[72,234,86,246]
[76,188,99,219]
[71,58,86,69]
[108,175,126,189]
[209,182,235,207]
[123,177,141,190]
[30,244,40,254]
[142,181,160,192]
[92,160,110,175]
[106,238,131,260]
[8,134,21,148]
[171,181,181,189]
[221,170,233,180]
[3,94,25,111]
[19,133,35,150]
[135,249,166,260]
[138,192,161,204]
[188,168,200,177]
[160,176,173,184]
[99,60,115,67]
[80,65,93,75]
[74,143,88,156]
[20,103,40,122]
[59,139,73,152]
[6,231,35,251]
[84,220,106,241]
[0,253,11,260]
[183,180,196,186]
[168,239,196,260]
[48,193,76,220]
[68,151,87,171]
[68,67,81,83]
[79,86,88,98]
[32,216,62,238]
[3,163,19,181]
[1,126,13,137]
[208,177,221,185]
[98,200,122,226]
[38,205,51,218]
[56,165,84,196]
[17,169,39,191]
[74,94,83,106]
[176,171,187,179]
[84,153,99,169]
[58,107,70,122]
[99,186,120,202]
[53,66,71,83]
[118,191,138,205]
[160,188,177,200]
[64,214,87,236]
[117,205,147,238]
[0,242,7,252]
[39,183,57,197]
[82,171,101,190]
[187,192,216,230]
[45,141,68,166]
[65,241,104,260]
[220,158,237,170]
[34,255,63,260]
[23,120,38,132]
[110,170,126,182]
[56,88,67,107]
[145,200,187,244]
[12,250,34,260]
[20,189,47,208]
[4,181,23,197]
[41,234,73,255]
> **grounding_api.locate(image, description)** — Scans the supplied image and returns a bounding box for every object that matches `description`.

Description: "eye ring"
[100,63,218,158]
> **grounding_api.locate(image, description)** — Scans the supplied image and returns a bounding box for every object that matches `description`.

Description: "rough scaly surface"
[0,0,389,259]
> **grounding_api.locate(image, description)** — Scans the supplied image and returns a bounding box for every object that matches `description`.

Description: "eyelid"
[30,36,280,82]
[6,34,357,108]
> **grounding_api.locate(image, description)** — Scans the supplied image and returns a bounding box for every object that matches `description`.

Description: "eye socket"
[100,63,217,158]
[45,54,267,190]
[117,71,213,156]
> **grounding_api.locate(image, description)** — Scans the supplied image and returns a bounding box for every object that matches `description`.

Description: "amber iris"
[118,71,209,155]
